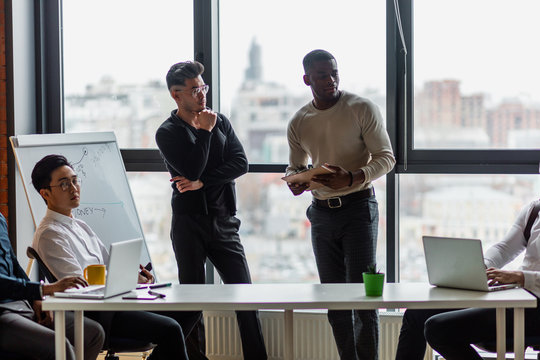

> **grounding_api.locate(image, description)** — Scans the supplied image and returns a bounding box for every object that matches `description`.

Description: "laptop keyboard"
[487,283,517,291]
[64,285,105,294]
[83,287,105,295]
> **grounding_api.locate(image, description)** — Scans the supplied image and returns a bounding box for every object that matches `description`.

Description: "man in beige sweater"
[286,49,395,360]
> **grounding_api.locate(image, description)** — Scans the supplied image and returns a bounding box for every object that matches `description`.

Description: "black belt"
[312,188,375,209]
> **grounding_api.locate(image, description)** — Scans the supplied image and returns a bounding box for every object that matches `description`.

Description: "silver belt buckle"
[327,197,342,209]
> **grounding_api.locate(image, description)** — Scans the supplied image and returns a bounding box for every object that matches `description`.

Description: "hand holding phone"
[138,263,154,284]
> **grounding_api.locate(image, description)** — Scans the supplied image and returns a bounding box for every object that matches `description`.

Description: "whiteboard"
[10,132,152,267]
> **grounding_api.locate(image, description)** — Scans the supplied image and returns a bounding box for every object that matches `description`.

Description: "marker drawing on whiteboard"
[73,147,88,165]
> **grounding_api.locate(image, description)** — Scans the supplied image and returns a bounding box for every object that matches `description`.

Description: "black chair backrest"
[27,247,58,283]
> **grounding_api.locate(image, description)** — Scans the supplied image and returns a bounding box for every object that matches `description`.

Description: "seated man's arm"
[35,230,84,279]
[0,273,42,301]
[484,201,538,292]
[486,268,525,287]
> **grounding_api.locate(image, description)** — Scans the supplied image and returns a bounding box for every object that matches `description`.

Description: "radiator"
[204,310,434,360]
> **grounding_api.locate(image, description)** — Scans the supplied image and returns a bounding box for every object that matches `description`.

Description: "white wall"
[11,0,37,271]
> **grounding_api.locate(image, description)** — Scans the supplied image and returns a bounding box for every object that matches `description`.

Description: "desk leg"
[74,311,84,360]
[284,310,294,360]
[54,310,66,360]
[496,308,506,360]
[514,307,525,360]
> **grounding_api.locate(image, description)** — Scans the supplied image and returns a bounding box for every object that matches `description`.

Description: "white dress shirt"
[33,209,109,279]
[484,200,540,297]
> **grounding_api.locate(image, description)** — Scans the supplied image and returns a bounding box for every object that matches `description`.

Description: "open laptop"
[54,238,143,299]
[422,236,517,292]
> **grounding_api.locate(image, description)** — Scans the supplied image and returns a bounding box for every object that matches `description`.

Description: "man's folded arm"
[200,118,248,186]
[156,126,213,181]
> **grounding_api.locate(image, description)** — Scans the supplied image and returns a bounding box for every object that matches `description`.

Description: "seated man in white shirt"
[31,154,204,360]
[395,199,540,360]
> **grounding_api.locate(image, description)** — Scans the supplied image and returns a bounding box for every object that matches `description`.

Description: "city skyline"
[65,39,540,154]
[63,0,540,108]
[59,0,540,283]
[63,40,540,283]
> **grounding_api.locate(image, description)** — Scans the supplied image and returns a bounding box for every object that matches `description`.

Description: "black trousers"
[307,197,380,360]
[87,310,190,360]
[171,213,268,360]
[396,305,540,360]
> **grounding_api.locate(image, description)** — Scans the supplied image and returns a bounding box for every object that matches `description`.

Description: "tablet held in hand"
[282,165,335,191]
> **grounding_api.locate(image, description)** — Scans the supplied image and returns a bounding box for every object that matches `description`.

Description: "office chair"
[26,247,154,360]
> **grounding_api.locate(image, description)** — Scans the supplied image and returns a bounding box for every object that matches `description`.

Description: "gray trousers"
[0,301,105,360]
[307,196,380,360]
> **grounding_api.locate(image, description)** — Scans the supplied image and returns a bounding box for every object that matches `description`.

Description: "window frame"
[394,0,540,174]
[37,0,540,284]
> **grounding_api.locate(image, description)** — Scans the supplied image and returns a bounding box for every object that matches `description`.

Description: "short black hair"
[166,61,205,90]
[31,154,73,193]
[302,49,336,73]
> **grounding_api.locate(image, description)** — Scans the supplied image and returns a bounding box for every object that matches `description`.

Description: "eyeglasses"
[176,84,209,98]
[49,178,81,192]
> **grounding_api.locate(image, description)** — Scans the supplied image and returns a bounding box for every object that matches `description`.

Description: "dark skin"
[486,267,524,287]
[33,276,89,326]
[287,59,365,196]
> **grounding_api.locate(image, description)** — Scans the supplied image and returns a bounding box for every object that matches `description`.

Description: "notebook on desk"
[422,236,517,292]
[54,238,143,299]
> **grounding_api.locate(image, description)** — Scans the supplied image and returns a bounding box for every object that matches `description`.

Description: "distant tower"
[244,38,263,82]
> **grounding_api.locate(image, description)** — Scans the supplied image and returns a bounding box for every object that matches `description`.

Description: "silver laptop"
[422,236,517,292]
[54,238,143,299]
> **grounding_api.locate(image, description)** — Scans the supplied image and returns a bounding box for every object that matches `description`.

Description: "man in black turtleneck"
[155,60,267,360]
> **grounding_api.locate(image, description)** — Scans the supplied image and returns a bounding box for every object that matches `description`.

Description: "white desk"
[43,283,537,360]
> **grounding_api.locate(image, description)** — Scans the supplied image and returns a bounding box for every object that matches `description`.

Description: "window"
[62,0,193,148]
[127,172,175,282]
[413,0,540,149]
[38,1,540,287]
[399,174,539,282]
[236,174,388,282]
[220,0,386,163]
[219,0,388,281]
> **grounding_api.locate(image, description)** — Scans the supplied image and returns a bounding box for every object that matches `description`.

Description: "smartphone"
[144,262,152,271]
[139,262,152,276]
[122,294,159,300]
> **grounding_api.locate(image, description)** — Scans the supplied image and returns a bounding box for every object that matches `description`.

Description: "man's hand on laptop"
[43,276,89,296]
[486,268,524,287]
[138,264,154,284]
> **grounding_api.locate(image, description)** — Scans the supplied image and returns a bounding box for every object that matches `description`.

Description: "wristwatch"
[39,280,44,299]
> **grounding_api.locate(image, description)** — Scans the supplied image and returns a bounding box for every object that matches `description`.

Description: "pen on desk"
[148,290,166,298]
[149,282,172,289]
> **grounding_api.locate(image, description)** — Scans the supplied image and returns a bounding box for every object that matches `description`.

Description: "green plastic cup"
[363,273,385,296]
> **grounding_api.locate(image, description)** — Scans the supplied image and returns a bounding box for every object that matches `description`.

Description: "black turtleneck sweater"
[155,110,248,216]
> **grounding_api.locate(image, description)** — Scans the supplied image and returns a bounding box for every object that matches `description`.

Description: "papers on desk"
[281,165,335,190]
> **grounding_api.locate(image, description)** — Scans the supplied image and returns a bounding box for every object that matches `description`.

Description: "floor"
[97,352,151,360]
